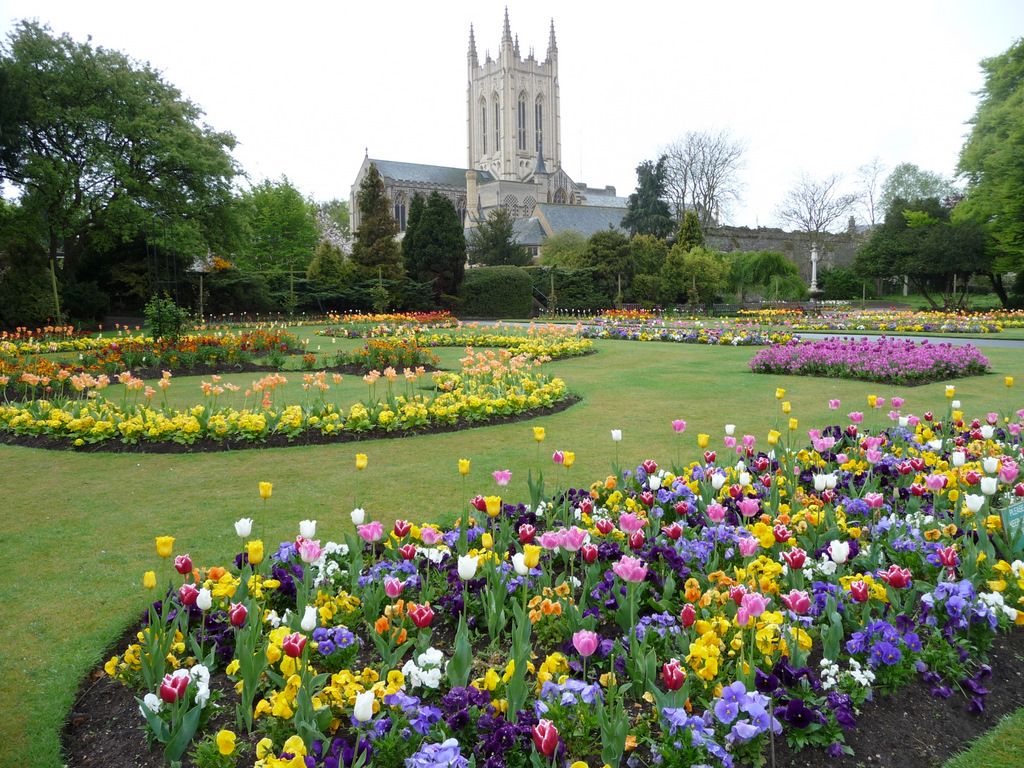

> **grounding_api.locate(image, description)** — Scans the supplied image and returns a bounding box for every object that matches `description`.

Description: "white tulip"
[951,451,966,467]
[649,475,662,490]
[964,494,986,514]
[711,473,727,490]
[353,689,375,722]
[196,587,212,611]
[928,439,944,451]
[827,539,850,565]
[826,474,837,490]
[951,399,961,409]
[610,429,622,442]
[981,425,995,440]
[301,605,318,632]
[234,517,253,537]
[350,507,366,525]
[980,476,998,495]
[813,474,829,492]
[457,554,478,580]
[724,424,736,436]
[738,472,751,487]
[983,456,1000,474]
[512,552,529,576]
[299,519,317,538]
[898,416,910,428]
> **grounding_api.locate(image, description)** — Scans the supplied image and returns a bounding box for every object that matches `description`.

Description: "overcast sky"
[2,1,1022,228]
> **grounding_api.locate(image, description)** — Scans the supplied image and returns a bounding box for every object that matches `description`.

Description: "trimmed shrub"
[458,266,533,318]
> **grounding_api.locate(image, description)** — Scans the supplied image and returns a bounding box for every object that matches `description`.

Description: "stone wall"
[705,224,869,283]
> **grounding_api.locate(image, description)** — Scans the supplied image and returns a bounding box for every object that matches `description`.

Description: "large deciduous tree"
[0,21,239,294]
[776,173,858,240]
[403,192,466,301]
[622,157,673,239]
[958,38,1024,306]
[351,163,403,280]
[466,207,530,266]
[662,130,745,227]
[878,163,955,218]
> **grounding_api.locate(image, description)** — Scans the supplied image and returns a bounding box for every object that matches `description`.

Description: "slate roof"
[580,187,629,208]
[512,217,546,246]
[536,203,625,238]
[369,159,493,187]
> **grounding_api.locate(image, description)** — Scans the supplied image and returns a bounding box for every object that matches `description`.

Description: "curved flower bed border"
[579,324,794,346]
[90,400,1024,767]
[749,337,991,386]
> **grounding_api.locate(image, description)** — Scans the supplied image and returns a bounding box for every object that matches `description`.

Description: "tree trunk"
[989,272,1010,308]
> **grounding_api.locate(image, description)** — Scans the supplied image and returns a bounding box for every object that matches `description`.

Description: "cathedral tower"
[467,11,561,181]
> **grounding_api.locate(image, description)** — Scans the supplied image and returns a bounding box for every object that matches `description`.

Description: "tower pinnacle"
[547,18,557,56]
[468,23,478,63]
[502,7,512,44]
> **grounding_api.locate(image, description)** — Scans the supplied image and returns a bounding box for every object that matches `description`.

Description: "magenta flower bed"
[749,337,990,385]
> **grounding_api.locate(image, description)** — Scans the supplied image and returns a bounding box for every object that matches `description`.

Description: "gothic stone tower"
[467,11,560,182]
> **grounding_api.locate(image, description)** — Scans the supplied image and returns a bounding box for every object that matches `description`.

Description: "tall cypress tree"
[405,192,467,301]
[622,156,674,239]
[402,193,427,281]
[676,210,705,251]
[351,163,402,281]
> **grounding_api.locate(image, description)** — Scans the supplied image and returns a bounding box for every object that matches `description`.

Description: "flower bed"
[580,323,794,346]
[785,309,1024,334]
[0,352,569,448]
[749,337,990,385]
[97,401,1024,766]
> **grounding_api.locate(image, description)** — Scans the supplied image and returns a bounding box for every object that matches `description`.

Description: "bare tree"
[776,173,858,239]
[662,130,745,229]
[856,157,886,227]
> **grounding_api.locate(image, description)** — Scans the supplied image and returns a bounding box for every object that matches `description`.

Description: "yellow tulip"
[143,570,157,589]
[697,433,710,449]
[258,481,273,500]
[867,394,877,408]
[775,388,785,400]
[458,458,471,476]
[355,453,368,470]
[523,544,541,568]
[788,418,799,431]
[781,401,791,414]
[767,429,781,446]
[945,385,955,399]
[480,532,494,549]
[533,426,545,442]
[485,495,502,517]
[563,451,575,468]
[247,539,265,566]
[1004,376,1013,388]
[216,729,237,756]
[155,536,175,558]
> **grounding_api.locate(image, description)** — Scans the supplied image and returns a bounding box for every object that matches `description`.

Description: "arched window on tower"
[535,96,544,152]
[480,98,487,154]
[393,193,407,232]
[493,94,500,154]
[517,92,527,151]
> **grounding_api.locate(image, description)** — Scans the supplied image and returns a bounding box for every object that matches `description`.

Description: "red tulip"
[729,585,747,605]
[674,501,691,516]
[532,719,559,757]
[878,565,912,589]
[642,459,658,474]
[754,456,770,472]
[924,411,934,422]
[680,603,696,628]
[639,491,655,508]
[662,522,683,540]
[781,547,806,570]
[773,524,791,543]
[821,489,836,504]
[393,519,412,538]
[845,425,858,438]
[703,450,717,464]
[229,602,248,627]
[780,589,811,614]
[407,602,435,629]
[471,495,488,512]
[1014,482,1024,497]
[174,554,193,575]
[629,530,645,550]
[594,518,614,535]
[896,461,913,476]
[159,672,189,703]
[398,543,417,560]
[579,498,594,516]
[936,546,959,568]
[662,658,686,691]
[728,484,743,499]
[518,523,536,544]
[581,544,598,564]
[179,583,199,606]
[760,473,772,488]
[909,457,925,471]
[849,580,870,603]
[282,632,307,658]
[910,483,926,497]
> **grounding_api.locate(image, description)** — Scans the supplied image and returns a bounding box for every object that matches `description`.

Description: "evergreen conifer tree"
[406,192,467,300]
[351,163,403,281]
[676,210,705,251]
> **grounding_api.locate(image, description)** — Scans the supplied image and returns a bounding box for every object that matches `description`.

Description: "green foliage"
[629,234,668,275]
[236,177,318,276]
[958,38,1024,300]
[203,268,274,315]
[0,201,54,328]
[466,207,530,266]
[622,156,673,239]
[675,210,705,251]
[144,294,190,341]
[632,273,661,307]
[62,279,110,324]
[0,21,239,287]
[351,164,403,281]
[403,192,466,300]
[856,197,989,309]
[879,162,955,218]
[458,266,532,318]
[539,230,588,267]
[306,240,352,290]
[659,245,729,305]
[727,250,804,301]
[584,229,632,300]
[525,266,608,311]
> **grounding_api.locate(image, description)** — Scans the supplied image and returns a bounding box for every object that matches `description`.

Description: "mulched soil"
[0,396,581,453]
[62,627,1024,767]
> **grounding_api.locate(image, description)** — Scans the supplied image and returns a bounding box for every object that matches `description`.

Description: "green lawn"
[1,338,1022,767]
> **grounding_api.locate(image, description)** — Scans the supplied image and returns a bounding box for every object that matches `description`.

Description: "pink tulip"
[737,498,760,518]
[863,492,885,509]
[848,412,864,423]
[672,419,687,433]
[297,538,322,564]
[552,450,565,465]
[828,399,841,410]
[924,474,947,492]
[780,589,811,614]
[612,555,648,583]
[706,503,726,523]
[865,449,882,465]
[358,521,384,543]
[572,629,600,658]
[724,435,737,449]
[1000,460,1020,484]
[492,469,512,486]
[738,537,759,557]
[737,592,770,626]
[420,527,442,545]
[562,526,588,552]
[891,397,904,408]
[618,512,646,533]
[384,577,405,598]
[538,530,566,550]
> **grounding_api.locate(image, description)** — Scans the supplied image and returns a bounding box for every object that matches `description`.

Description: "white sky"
[2,0,1022,228]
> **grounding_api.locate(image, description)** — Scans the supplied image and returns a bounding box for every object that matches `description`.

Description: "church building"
[349,11,627,259]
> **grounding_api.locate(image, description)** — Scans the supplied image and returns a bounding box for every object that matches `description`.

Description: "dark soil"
[62,627,1024,767]
[0,396,581,453]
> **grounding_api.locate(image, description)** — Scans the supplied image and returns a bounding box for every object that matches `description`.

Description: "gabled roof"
[535,203,625,238]
[512,217,546,246]
[580,187,629,208]
[369,159,493,187]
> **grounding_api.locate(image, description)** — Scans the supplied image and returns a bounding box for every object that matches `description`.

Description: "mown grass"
[943,708,1024,768]
[0,337,1021,767]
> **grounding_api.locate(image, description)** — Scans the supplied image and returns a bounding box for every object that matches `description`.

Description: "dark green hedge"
[524,266,609,311]
[458,266,533,318]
